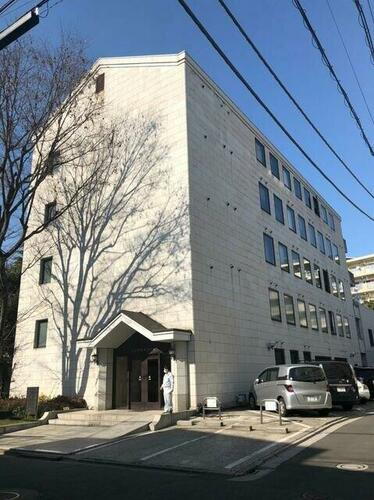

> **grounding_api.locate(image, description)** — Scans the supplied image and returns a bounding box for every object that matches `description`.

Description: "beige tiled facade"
[11,52,369,410]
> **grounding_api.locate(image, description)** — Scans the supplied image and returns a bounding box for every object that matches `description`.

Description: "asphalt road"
[0,413,373,500]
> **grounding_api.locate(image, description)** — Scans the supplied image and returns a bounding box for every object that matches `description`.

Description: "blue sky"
[2,0,373,256]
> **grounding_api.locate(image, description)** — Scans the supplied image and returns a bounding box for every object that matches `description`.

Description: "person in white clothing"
[160,367,174,414]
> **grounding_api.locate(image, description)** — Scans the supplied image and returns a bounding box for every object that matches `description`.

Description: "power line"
[0,0,20,16]
[326,0,374,128]
[177,0,374,222]
[367,0,374,27]
[292,0,374,156]
[216,0,374,200]
[353,0,374,64]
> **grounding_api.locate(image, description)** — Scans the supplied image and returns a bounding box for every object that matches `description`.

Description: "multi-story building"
[347,254,374,308]
[11,52,365,411]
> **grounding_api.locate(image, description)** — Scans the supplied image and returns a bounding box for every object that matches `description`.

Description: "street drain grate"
[336,463,368,471]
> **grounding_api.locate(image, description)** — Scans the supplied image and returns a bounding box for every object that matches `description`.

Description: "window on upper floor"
[331,275,339,297]
[274,194,284,224]
[313,196,320,217]
[320,307,328,333]
[259,182,271,214]
[309,304,318,330]
[269,288,282,322]
[304,187,312,208]
[287,206,296,232]
[279,242,290,272]
[294,177,303,200]
[290,350,300,363]
[344,317,351,338]
[336,314,344,337]
[45,150,61,176]
[326,238,333,260]
[339,280,345,300]
[255,138,266,166]
[355,317,363,339]
[39,257,53,285]
[44,201,57,224]
[303,258,313,284]
[328,212,335,231]
[263,233,276,265]
[368,329,374,347]
[284,294,296,325]
[298,215,307,241]
[297,299,308,328]
[308,223,317,247]
[320,205,328,224]
[274,348,285,365]
[34,319,48,348]
[282,166,292,190]
[270,152,280,178]
[333,244,340,265]
[95,73,105,93]
[329,311,336,335]
[314,264,322,288]
[292,250,302,279]
[317,231,325,254]
[322,269,331,293]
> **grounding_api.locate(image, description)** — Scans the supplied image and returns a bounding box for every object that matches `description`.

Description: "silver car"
[248,364,332,416]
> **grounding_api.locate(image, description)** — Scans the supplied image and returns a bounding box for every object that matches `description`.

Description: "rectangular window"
[326,238,333,260]
[309,304,318,330]
[304,187,312,208]
[274,348,285,365]
[263,233,276,265]
[339,280,345,300]
[273,194,284,224]
[282,166,292,190]
[313,196,320,217]
[328,212,335,231]
[331,275,339,297]
[308,223,317,247]
[95,73,105,93]
[294,178,303,200]
[259,182,271,214]
[270,153,280,178]
[317,231,325,254]
[320,205,328,224]
[303,351,312,362]
[368,329,374,347]
[39,257,52,285]
[336,314,344,337]
[45,150,61,176]
[298,215,307,241]
[44,201,57,224]
[269,288,282,322]
[284,294,296,325]
[34,319,48,348]
[255,138,266,166]
[344,317,351,338]
[290,350,300,364]
[279,243,290,272]
[323,269,331,293]
[355,317,362,339]
[287,206,297,232]
[333,244,340,265]
[320,308,328,333]
[314,264,322,288]
[329,311,336,335]
[303,258,313,284]
[292,251,302,279]
[297,299,308,328]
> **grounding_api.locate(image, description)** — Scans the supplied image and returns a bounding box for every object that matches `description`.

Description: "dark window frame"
[287,205,297,233]
[329,311,336,335]
[309,303,319,331]
[263,233,276,266]
[95,73,105,93]
[259,182,271,214]
[304,187,312,208]
[282,166,292,190]
[294,177,303,200]
[278,242,290,273]
[297,299,308,328]
[308,223,317,247]
[34,319,48,348]
[269,288,282,322]
[303,257,313,285]
[39,257,53,285]
[320,307,328,333]
[255,138,266,166]
[270,152,280,178]
[298,214,307,241]
[292,250,302,279]
[284,294,296,325]
[274,194,285,224]
[44,201,57,224]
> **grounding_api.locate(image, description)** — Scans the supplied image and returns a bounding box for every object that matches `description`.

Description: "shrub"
[0,395,87,419]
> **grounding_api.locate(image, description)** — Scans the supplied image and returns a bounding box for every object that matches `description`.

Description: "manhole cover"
[336,463,368,471]
[0,492,20,500]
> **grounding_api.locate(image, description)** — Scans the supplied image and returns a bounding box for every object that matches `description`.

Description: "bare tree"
[36,114,188,396]
[0,36,110,393]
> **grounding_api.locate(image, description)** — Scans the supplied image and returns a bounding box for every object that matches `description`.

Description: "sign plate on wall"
[26,386,39,416]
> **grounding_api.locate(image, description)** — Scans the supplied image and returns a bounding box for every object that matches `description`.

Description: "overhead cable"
[177,0,374,222]
[217,0,374,200]
[353,0,374,64]
[293,0,374,156]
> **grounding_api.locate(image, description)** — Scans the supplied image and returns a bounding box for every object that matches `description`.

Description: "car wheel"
[318,409,330,417]
[360,398,367,405]
[248,393,257,410]
[278,397,288,417]
[342,404,353,411]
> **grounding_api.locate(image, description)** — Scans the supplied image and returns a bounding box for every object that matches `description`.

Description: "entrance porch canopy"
[77,310,191,349]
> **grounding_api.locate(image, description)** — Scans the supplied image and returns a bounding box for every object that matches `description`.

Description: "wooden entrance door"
[130,354,161,410]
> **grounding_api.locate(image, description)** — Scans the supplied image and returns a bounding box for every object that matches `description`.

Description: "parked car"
[248,364,332,417]
[309,361,359,410]
[354,366,374,399]
[356,380,370,403]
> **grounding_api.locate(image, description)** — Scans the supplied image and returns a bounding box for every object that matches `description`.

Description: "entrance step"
[48,409,161,429]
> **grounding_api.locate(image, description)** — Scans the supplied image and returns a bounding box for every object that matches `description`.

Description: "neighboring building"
[352,299,374,366]
[347,254,374,308]
[11,52,365,411]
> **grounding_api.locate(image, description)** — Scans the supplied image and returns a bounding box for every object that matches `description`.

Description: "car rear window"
[288,366,326,382]
[321,363,353,382]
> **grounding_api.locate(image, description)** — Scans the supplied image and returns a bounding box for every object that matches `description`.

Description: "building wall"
[185,57,361,407]
[347,255,374,306]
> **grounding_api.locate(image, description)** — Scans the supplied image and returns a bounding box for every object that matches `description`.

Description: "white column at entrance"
[171,341,189,411]
[97,348,114,410]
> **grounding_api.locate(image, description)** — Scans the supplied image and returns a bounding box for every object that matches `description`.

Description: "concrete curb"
[150,409,197,431]
[0,421,43,435]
